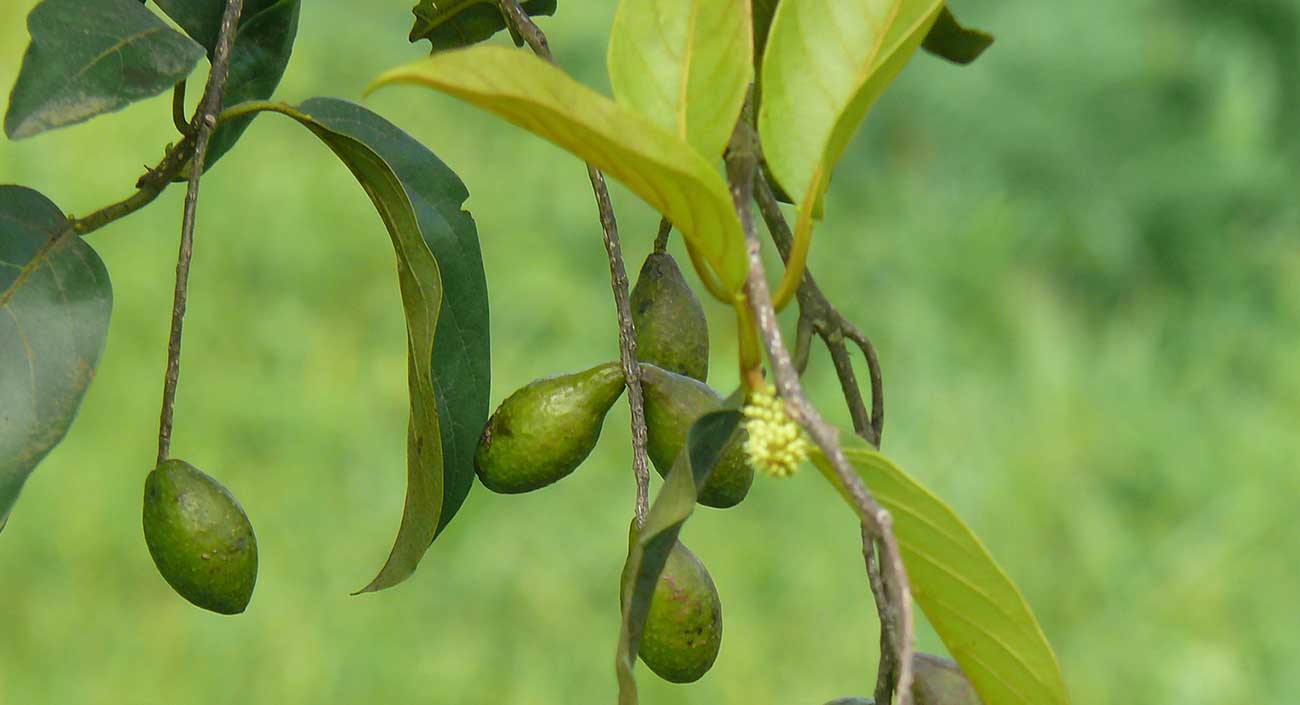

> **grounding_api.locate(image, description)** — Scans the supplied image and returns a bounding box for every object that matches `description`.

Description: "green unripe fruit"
[142,459,258,615]
[639,363,753,508]
[475,362,626,493]
[824,699,874,705]
[912,652,982,705]
[624,540,723,683]
[630,252,709,382]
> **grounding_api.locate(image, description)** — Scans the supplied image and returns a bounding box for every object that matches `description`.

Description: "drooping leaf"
[607,0,753,160]
[409,0,558,52]
[3,0,205,140]
[810,437,1070,705]
[0,186,112,528]
[370,46,748,295]
[616,410,740,705]
[922,5,993,65]
[759,0,944,215]
[154,0,302,173]
[229,97,490,592]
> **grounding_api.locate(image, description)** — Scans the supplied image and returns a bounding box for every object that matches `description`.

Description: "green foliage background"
[2,1,1297,703]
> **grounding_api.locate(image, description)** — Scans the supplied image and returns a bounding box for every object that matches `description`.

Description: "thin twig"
[653,217,672,254]
[156,0,245,466]
[172,81,192,136]
[864,529,901,705]
[754,174,885,446]
[726,103,915,705]
[499,0,651,524]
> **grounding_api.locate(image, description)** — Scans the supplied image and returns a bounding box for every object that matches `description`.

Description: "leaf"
[231,97,490,592]
[3,0,206,140]
[607,0,753,160]
[810,438,1070,705]
[758,0,944,213]
[922,5,994,65]
[0,186,113,528]
[154,0,303,173]
[616,410,740,705]
[409,0,558,52]
[752,0,780,66]
[152,0,281,52]
[370,46,749,295]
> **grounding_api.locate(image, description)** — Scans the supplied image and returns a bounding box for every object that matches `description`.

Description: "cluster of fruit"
[474,251,760,683]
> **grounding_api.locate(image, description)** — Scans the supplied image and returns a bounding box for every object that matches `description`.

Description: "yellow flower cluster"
[742,383,810,478]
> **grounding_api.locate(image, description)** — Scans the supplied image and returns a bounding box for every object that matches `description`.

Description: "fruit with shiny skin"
[630,252,709,382]
[142,459,258,615]
[624,539,723,683]
[639,363,753,508]
[475,362,626,493]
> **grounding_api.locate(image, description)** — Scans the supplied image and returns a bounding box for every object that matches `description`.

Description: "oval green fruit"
[626,540,723,684]
[475,362,626,493]
[639,363,753,508]
[142,459,257,615]
[631,252,710,382]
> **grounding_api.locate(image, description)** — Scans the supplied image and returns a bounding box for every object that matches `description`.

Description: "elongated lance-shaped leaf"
[922,5,994,65]
[4,0,205,140]
[370,46,749,296]
[607,0,753,160]
[1,186,112,529]
[617,410,740,705]
[229,97,490,592]
[810,436,1070,705]
[409,0,558,52]
[759,0,944,215]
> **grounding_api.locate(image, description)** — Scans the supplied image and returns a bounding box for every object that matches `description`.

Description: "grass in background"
[1,1,1297,703]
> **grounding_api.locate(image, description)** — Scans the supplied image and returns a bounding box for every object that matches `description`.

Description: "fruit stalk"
[499,0,652,525]
[724,100,917,705]
[156,0,245,465]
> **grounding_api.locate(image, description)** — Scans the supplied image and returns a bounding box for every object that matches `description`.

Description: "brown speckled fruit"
[142,459,257,615]
[624,540,723,683]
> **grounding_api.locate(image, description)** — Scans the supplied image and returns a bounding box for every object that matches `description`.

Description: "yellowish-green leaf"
[607,0,753,160]
[370,46,747,295]
[759,0,944,213]
[811,437,1070,705]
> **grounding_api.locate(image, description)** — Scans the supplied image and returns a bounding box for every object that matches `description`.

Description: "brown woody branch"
[727,105,915,705]
[498,0,652,525]
[156,0,245,465]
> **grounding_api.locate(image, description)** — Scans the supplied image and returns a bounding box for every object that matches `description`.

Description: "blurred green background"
[2,1,1298,703]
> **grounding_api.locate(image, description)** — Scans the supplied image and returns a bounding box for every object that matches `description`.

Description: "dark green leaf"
[811,437,1070,705]
[152,0,281,52]
[203,0,301,171]
[408,0,557,52]
[229,98,489,591]
[616,410,740,705]
[154,0,302,174]
[4,0,205,140]
[752,0,779,66]
[922,6,994,65]
[0,186,112,528]
[295,98,490,538]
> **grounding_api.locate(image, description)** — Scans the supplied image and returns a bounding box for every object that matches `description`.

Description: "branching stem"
[155,0,245,466]
[726,105,914,705]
